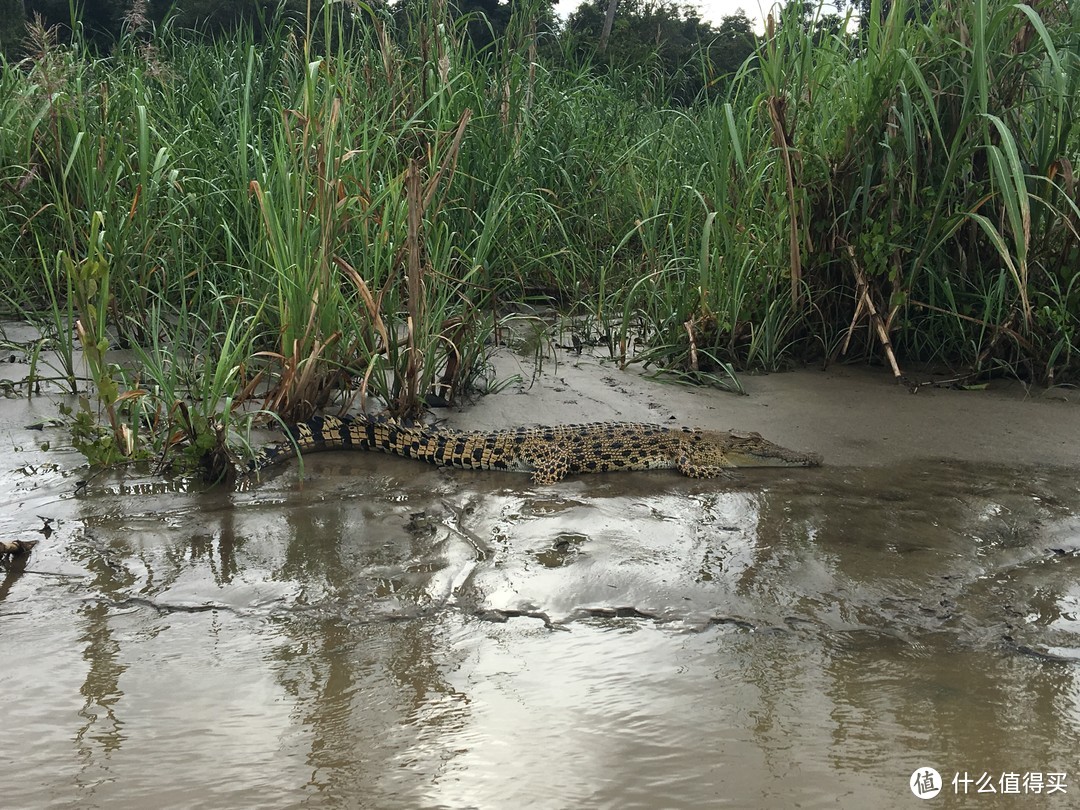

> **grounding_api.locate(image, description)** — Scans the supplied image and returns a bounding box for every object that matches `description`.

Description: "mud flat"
[449,348,1080,467]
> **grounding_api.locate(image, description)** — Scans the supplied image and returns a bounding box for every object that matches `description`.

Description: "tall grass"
[0,0,1077,477]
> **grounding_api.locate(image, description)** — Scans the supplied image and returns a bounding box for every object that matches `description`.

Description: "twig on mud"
[440,498,492,561]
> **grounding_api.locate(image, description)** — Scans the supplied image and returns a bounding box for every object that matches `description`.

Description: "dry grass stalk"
[840,247,902,378]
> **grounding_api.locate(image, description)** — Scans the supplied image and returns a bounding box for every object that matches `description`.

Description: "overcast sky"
[553,0,773,31]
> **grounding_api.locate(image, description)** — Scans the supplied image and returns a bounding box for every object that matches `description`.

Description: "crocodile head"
[677,430,821,477]
[674,429,821,476]
[712,430,823,468]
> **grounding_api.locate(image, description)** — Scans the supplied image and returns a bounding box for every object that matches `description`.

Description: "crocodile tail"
[247,414,376,473]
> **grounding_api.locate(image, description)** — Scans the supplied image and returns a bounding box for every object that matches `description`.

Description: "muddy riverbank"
[446,350,1080,468]
[2,349,1079,808]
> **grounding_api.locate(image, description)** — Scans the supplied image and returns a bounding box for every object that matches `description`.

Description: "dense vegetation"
[0,0,1078,479]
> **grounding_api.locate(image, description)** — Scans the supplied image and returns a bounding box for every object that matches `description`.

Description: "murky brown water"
[3,443,1080,808]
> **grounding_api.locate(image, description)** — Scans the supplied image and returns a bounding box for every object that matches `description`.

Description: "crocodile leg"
[529,446,572,485]
[676,442,733,479]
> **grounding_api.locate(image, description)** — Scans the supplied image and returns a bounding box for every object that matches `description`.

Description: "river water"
[3,432,1079,808]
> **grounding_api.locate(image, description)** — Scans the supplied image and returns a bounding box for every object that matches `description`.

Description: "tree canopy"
[2,0,763,106]
[565,0,757,101]
[7,0,329,51]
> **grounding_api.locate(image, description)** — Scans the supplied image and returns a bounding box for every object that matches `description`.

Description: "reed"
[0,0,1076,477]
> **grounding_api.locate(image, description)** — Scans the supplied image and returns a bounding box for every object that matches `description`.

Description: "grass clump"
[0,0,1077,479]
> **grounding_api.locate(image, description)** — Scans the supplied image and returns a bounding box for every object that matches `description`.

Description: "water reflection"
[1,457,1079,808]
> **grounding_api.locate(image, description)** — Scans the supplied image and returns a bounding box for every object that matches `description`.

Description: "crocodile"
[248,414,822,484]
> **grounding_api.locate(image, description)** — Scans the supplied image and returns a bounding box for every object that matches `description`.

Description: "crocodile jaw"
[730,434,820,466]
[711,431,823,468]
[730,448,823,467]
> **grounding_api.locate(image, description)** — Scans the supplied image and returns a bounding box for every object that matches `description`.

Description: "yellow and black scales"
[248,414,822,485]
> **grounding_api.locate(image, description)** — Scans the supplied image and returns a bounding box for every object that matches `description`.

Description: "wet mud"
[2,356,1080,808]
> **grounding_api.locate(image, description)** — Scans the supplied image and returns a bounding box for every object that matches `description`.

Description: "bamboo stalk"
[844,247,902,378]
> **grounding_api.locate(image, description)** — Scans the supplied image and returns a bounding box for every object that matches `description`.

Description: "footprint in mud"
[534,532,589,568]
[600,375,632,396]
